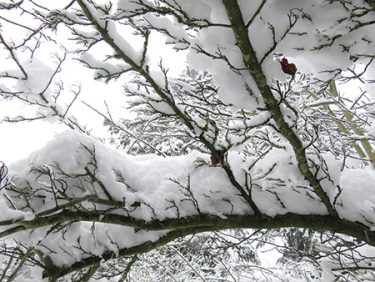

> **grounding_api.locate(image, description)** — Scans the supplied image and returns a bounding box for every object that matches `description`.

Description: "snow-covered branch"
[1,0,375,280]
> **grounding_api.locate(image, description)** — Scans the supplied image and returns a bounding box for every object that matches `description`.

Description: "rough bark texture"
[222,0,338,217]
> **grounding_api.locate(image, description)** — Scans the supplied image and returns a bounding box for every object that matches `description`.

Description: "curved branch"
[0,33,28,80]
[2,211,374,245]
[8,212,371,278]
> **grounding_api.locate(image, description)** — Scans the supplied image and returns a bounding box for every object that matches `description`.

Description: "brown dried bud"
[280,57,297,79]
[210,150,221,165]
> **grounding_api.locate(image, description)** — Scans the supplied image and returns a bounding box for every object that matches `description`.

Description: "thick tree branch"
[11,212,371,278]
[2,211,374,245]
[222,0,338,217]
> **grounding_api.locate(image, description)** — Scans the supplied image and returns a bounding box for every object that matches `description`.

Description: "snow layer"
[9,131,251,219]
[4,129,375,267]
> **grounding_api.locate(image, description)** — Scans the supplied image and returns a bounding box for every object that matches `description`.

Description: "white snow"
[3,125,374,268]
[2,0,375,280]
